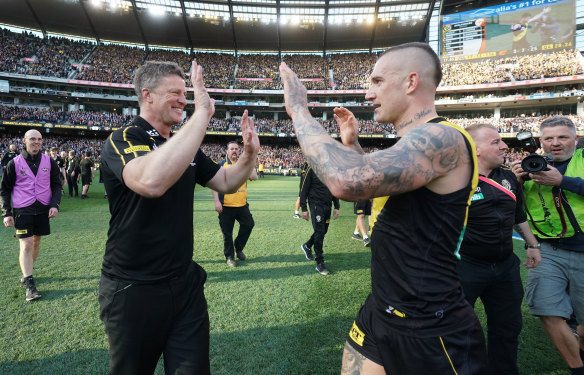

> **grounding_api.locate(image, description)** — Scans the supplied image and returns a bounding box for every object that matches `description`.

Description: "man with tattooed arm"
[280,42,488,374]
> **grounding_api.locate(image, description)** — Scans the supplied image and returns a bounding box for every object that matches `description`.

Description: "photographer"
[511,116,584,375]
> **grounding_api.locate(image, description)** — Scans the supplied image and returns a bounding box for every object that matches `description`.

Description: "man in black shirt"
[66,150,80,198]
[299,164,339,275]
[79,151,94,199]
[50,147,66,189]
[1,130,62,302]
[2,144,18,174]
[458,123,540,375]
[99,61,259,375]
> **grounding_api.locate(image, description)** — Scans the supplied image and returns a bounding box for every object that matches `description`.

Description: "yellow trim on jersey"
[299,165,311,192]
[122,127,139,159]
[349,321,365,347]
[433,119,478,260]
[124,145,151,154]
[370,196,389,232]
[108,133,126,166]
[439,336,459,375]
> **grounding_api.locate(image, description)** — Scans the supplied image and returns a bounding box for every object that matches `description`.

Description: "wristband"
[525,243,541,250]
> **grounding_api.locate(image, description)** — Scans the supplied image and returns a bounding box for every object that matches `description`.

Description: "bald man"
[0,129,62,301]
[281,42,488,374]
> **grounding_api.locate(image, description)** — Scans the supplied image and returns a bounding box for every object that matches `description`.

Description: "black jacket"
[299,166,340,211]
[460,167,526,263]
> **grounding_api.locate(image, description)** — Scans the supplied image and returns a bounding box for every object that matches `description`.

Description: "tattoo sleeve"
[294,118,466,200]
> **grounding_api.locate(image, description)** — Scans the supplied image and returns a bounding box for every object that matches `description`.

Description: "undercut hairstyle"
[380,42,443,88]
[539,116,576,137]
[465,123,498,138]
[133,61,186,105]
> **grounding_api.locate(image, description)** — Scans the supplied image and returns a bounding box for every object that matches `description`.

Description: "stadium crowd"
[330,52,377,90]
[0,29,94,78]
[3,104,584,136]
[2,28,581,90]
[441,49,583,86]
[0,105,133,128]
[194,52,236,89]
[76,44,147,84]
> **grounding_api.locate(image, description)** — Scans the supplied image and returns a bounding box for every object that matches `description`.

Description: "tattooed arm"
[280,62,468,201]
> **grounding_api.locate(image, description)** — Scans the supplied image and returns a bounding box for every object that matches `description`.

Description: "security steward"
[458,123,540,375]
[212,141,257,267]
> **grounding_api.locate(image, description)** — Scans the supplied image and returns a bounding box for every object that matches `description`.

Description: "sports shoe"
[301,243,314,261]
[363,237,371,247]
[236,251,246,261]
[22,276,41,301]
[226,257,236,267]
[352,233,363,241]
[315,262,330,275]
[293,213,301,219]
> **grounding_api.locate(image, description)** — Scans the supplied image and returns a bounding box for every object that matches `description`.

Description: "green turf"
[0,174,570,374]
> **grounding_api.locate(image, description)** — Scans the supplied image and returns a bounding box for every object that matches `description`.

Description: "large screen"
[441,0,575,61]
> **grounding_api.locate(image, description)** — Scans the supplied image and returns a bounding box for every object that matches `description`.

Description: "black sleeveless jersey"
[369,118,479,337]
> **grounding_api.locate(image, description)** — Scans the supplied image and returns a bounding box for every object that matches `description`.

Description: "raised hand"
[334,107,360,150]
[191,60,215,120]
[279,62,309,120]
[240,109,260,157]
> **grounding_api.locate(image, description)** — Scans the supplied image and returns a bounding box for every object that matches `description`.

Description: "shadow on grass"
[203,251,371,283]
[210,315,352,375]
[0,348,110,375]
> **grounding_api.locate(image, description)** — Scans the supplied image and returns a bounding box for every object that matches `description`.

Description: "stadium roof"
[0,0,486,52]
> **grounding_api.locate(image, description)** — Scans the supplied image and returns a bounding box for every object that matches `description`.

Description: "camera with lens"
[516,131,552,173]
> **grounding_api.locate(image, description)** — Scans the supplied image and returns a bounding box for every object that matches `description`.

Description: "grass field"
[0,174,571,374]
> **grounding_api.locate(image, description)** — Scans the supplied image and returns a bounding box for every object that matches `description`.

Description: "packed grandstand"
[1,19,584,170]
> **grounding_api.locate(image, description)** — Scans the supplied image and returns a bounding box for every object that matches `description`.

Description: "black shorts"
[347,295,488,374]
[98,261,210,374]
[81,174,92,186]
[14,213,50,238]
[353,200,371,216]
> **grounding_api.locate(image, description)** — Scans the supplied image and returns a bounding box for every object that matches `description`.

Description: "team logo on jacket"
[19,170,26,176]
[316,215,322,222]
[146,129,160,137]
[502,179,512,192]
[41,168,49,172]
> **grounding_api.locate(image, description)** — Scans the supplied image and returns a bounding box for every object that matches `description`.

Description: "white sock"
[354,231,360,235]
[295,210,299,215]
[363,236,369,240]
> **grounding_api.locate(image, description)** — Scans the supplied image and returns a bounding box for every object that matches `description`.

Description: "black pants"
[305,202,331,264]
[218,204,255,259]
[457,254,524,375]
[98,262,210,375]
[66,173,78,196]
